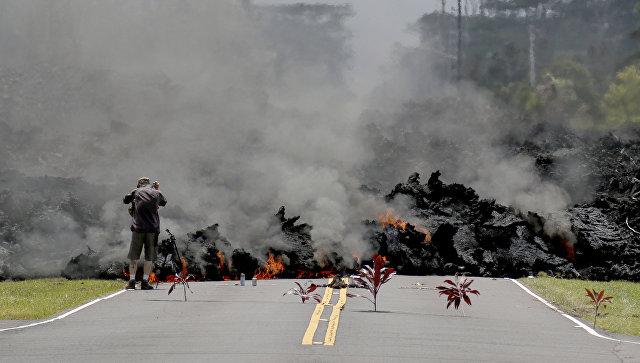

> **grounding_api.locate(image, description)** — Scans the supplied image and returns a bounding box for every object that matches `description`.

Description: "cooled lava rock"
[375,171,576,278]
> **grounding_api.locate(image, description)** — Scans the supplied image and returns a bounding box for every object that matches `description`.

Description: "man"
[123,177,167,290]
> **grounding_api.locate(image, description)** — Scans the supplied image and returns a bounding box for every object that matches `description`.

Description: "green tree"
[547,60,602,120]
[603,64,640,126]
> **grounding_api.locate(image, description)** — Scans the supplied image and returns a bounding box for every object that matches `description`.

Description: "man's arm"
[158,192,167,207]
[153,181,167,207]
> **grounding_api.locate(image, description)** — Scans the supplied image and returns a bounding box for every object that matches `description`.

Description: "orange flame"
[415,226,432,242]
[378,209,431,242]
[216,250,225,271]
[378,209,407,230]
[352,251,361,265]
[179,256,188,275]
[253,253,285,279]
[148,271,159,283]
[315,248,329,268]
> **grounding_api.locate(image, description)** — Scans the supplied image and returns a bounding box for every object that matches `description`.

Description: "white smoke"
[0,0,581,277]
[0,0,384,275]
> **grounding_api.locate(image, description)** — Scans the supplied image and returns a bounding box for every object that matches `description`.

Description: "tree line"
[417,0,640,129]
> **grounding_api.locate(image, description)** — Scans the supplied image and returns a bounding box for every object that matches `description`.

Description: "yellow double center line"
[301,278,348,346]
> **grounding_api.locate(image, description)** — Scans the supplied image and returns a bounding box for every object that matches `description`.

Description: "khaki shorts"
[128,232,157,261]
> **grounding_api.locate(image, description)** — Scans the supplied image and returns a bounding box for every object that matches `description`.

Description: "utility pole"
[529,23,536,85]
[457,0,462,81]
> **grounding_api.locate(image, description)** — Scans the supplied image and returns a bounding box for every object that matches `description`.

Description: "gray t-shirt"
[123,186,167,233]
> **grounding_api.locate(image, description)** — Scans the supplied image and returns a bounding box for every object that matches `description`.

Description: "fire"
[378,209,407,230]
[123,267,171,283]
[314,248,329,268]
[416,226,432,242]
[179,256,188,275]
[378,209,431,242]
[216,250,226,270]
[253,253,285,279]
[352,251,361,265]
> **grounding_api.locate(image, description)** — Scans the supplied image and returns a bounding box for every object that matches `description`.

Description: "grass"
[0,278,124,320]
[519,276,640,337]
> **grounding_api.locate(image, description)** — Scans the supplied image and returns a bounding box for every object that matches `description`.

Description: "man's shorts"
[128,232,157,261]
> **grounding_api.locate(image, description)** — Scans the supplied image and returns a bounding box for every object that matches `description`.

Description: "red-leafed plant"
[347,253,395,312]
[283,281,322,303]
[168,266,194,301]
[436,273,480,316]
[585,288,613,328]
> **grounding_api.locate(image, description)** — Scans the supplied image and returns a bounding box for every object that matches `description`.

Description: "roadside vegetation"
[520,275,640,337]
[0,278,123,320]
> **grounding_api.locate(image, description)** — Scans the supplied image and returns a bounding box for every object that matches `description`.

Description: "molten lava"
[378,209,431,242]
[295,269,335,279]
[561,239,575,259]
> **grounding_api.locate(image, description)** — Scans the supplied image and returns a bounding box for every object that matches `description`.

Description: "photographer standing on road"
[123,177,167,290]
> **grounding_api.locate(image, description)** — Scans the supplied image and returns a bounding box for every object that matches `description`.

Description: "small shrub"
[347,253,395,312]
[283,281,321,303]
[585,288,613,328]
[436,273,480,316]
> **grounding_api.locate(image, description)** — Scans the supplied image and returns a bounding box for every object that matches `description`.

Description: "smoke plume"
[0,1,582,278]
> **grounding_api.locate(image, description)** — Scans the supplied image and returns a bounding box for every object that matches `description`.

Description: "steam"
[0,1,581,277]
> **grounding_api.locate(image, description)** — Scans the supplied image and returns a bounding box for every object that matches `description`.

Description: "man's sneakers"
[126,279,154,290]
[140,280,154,290]
[126,280,136,290]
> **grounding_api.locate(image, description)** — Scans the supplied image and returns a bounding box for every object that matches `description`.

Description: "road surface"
[1,276,639,362]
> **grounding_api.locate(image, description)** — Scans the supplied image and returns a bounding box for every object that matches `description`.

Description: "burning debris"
[57,165,640,283]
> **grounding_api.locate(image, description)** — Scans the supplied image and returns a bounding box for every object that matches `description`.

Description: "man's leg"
[127,232,144,290]
[127,260,138,289]
[140,233,156,290]
[143,260,153,278]
[129,260,138,279]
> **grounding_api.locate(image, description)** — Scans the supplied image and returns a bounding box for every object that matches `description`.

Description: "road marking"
[302,285,333,345]
[302,278,349,346]
[510,279,640,345]
[324,279,348,346]
[0,289,126,333]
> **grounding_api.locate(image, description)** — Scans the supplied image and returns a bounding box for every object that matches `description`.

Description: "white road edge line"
[0,289,127,333]
[510,279,640,345]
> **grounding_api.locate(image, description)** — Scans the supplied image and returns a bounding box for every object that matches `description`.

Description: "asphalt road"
[1,276,640,362]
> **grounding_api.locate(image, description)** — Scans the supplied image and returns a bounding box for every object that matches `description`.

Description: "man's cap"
[138,177,150,185]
